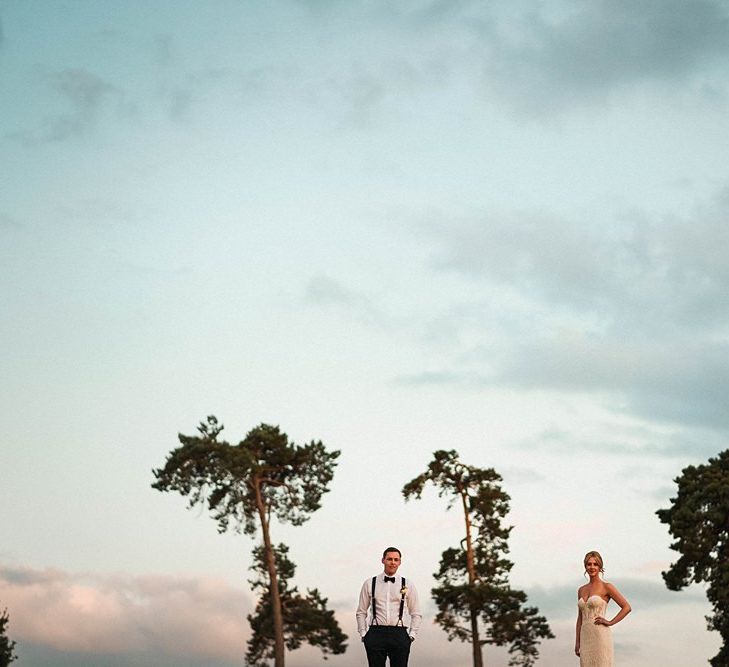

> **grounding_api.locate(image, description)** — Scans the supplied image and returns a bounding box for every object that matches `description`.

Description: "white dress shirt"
[356,572,422,639]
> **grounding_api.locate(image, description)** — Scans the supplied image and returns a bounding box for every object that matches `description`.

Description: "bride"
[575,551,631,666]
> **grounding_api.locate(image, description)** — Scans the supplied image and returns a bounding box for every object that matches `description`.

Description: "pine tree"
[403,450,553,667]
[657,449,729,667]
[246,543,347,665]
[153,416,343,667]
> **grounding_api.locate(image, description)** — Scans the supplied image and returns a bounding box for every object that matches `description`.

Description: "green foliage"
[152,416,342,667]
[245,544,348,666]
[152,416,340,535]
[0,607,18,667]
[403,450,553,667]
[657,449,729,667]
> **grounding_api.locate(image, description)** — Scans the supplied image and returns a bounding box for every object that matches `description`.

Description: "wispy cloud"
[293,0,729,116]
[305,274,390,329]
[0,565,250,662]
[516,423,727,460]
[527,576,705,621]
[8,68,121,145]
[55,197,138,227]
[500,465,545,485]
[428,191,729,331]
[497,336,729,429]
[480,0,729,112]
[0,563,469,667]
[410,187,729,430]
[306,275,370,308]
[0,212,23,230]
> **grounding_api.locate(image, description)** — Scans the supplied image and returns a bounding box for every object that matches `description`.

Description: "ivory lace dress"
[578,596,613,667]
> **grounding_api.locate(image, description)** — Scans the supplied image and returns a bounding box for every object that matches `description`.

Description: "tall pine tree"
[152,416,344,667]
[403,450,552,667]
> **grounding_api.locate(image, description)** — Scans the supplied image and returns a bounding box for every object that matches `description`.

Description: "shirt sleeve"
[355,579,371,638]
[406,581,423,638]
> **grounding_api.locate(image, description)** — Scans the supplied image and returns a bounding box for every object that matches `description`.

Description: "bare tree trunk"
[461,489,483,667]
[256,481,286,667]
[469,607,483,667]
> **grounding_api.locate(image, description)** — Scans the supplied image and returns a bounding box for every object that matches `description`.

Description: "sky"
[1,0,729,665]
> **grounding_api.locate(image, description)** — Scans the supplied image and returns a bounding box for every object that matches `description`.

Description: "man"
[356,547,422,667]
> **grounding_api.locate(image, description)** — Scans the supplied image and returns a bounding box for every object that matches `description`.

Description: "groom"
[356,547,422,667]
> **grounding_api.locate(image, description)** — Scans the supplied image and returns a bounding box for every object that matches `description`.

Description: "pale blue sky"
[2,1,728,665]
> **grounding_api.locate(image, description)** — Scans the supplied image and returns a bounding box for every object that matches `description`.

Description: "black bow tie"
[384,576,396,583]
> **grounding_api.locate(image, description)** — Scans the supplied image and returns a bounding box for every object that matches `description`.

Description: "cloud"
[481,0,729,112]
[0,565,250,663]
[0,562,469,667]
[8,68,120,145]
[162,66,232,122]
[428,191,729,332]
[411,187,729,430]
[518,422,727,461]
[55,197,138,227]
[498,336,729,429]
[306,275,370,307]
[500,465,545,485]
[329,65,389,128]
[527,576,705,621]
[45,68,119,141]
[153,33,174,67]
[305,274,391,329]
[289,0,729,117]
[396,369,480,387]
[397,338,729,430]
[11,642,238,667]
[316,51,454,129]
[0,212,23,230]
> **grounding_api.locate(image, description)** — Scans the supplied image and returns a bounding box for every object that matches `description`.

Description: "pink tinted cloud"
[0,565,251,661]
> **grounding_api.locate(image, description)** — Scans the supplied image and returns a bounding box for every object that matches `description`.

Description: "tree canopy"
[403,449,553,667]
[246,543,347,665]
[657,449,729,667]
[0,607,17,667]
[152,416,343,667]
[152,417,340,535]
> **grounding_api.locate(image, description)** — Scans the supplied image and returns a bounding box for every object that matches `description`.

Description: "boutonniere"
[400,585,408,596]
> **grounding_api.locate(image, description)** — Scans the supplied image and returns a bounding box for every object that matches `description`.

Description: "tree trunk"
[255,481,286,667]
[469,607,483,667]
[461,489,483,667]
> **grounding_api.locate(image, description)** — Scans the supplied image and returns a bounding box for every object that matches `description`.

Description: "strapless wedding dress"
[578,596,613,666]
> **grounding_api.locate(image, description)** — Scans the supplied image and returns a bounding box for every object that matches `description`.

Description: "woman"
[575,551,631,666]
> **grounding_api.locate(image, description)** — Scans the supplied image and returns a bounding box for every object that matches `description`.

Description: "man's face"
[382,551,401,575]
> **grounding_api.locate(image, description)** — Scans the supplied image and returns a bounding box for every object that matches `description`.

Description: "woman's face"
[585,557,601,577]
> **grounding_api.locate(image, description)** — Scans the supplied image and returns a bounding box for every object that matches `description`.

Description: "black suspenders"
[370,576,407,627]
[397,577,406,626]
[371,577,378,626]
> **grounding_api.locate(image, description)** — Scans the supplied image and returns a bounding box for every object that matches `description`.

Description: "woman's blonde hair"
[583,550,605,576]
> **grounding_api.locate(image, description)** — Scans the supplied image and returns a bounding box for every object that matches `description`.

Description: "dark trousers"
[363,626,412,667]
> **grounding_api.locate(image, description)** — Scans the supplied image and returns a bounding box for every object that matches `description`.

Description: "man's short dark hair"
[382,547,401,559]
